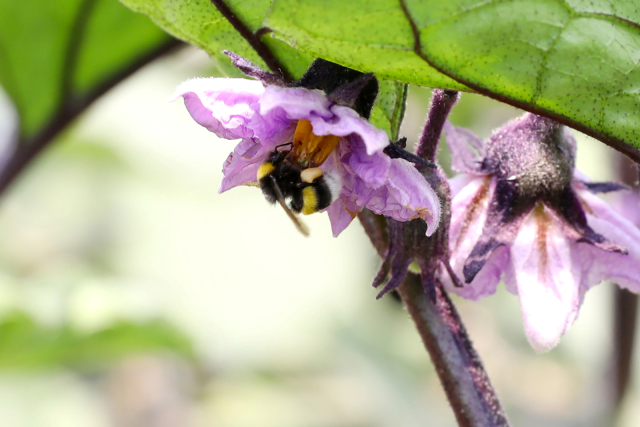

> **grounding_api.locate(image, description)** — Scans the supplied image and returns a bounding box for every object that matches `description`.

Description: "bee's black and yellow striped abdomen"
[289,175,335,215]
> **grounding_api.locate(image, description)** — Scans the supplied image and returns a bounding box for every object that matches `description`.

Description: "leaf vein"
[531,15,572,105]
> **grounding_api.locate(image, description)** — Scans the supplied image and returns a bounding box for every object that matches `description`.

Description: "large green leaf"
[267,0,640,156]
[0,0,175,138]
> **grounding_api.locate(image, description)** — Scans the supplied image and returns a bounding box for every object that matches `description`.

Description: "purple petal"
[346,159,440,234]
[511,208,583,352]
[328,153,441,235]
[219,138,263,192]
[346,136,391,189]
[169,78,264,140]
[312,105,389,155]
[613,188,640,228]
[383,159,441,235]
[326,197,357,236]
[578,189,640,292]
[443,121,485,174]
[258,86,333,123]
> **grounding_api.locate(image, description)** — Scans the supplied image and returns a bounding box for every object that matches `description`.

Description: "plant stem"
[359,209,510,427]
[399,274,510,427]
[415,89,459,162]
[610,153,639,418]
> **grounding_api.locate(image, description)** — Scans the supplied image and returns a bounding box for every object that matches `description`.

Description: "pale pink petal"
[578,189,640,293]
[443,121,485,174]
[258,86,333,122]
[613,189,640,228]
[326,197,356,237]
[445,176,502,298]
[346,137,391,189]
[449,173,481,197]
[170,78,264,140]
[511,209,583,352]
[384,159,441,235]
[312,105,389,155]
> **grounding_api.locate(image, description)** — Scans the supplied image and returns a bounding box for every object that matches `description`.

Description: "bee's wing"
[270,176,310,237]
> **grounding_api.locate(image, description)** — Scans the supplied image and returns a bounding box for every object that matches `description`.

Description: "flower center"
[290,119,341,168]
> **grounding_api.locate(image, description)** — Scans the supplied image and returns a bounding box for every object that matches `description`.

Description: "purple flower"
[442,113,640,352]
[169,53,440,236]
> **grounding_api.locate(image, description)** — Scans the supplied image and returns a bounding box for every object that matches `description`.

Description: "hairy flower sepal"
[373,90,462,300]
[170,52,440,236]
[443,113,640,352]
[373,165,461,300]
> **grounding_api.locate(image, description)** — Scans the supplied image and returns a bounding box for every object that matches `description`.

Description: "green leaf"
[371,81,408,141]
[0,311,194,371]
[0,0,174,138]
[119,0,313,79]
[266,0,466,91]
[267,0,640,155]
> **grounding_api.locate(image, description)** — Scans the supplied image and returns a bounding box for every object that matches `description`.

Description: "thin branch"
[210,0,292,82]
[397,0,640,165]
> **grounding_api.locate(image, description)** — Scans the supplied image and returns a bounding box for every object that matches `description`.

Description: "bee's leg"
[383,138,436,169]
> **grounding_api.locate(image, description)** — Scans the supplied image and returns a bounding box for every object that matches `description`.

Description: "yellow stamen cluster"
[291,119,341,168]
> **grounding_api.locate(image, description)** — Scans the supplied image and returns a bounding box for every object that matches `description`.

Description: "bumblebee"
[254,119,435,236]
[257,141,341,236]
[248,59,436,235]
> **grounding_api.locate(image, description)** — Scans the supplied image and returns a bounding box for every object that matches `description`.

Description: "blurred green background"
[0,18,638,427]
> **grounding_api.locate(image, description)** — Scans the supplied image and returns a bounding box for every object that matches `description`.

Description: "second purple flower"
[442,113,640,352]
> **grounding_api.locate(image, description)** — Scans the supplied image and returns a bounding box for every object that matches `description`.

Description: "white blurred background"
[0,46,635,427]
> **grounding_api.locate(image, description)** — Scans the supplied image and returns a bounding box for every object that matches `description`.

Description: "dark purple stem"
[415,89,459,162]
[210,0,292,82]
[610,153,639,416]
[358,210,510,427]
[400,275,509,427]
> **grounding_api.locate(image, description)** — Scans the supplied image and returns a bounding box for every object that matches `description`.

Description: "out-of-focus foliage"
[0,0,174,138]
[0,311,194,371]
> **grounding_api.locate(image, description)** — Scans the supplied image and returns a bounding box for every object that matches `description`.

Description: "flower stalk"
[416,89,460,162]
[361,89,510,426]
[359,209,510,427]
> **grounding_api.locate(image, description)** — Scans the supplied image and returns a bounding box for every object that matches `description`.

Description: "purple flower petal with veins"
[442,113,640,352]
[170,54,440,236]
